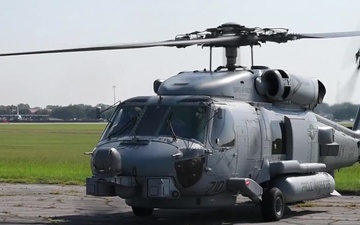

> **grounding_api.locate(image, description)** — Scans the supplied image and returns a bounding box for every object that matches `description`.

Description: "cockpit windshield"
[104,103,208,143]
[158,106,207,142]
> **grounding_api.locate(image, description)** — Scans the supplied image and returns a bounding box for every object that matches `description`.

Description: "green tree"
[314,103,330,114]
[331,103,358,120]
[0,106,11,114]
[50,107,74,120]
[34,108,51,115]
[17,103,31,114]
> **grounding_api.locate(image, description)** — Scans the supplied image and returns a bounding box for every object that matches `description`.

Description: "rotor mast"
[225,47,238,70]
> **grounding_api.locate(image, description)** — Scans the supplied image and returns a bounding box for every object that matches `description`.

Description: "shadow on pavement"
[48,202,326,225]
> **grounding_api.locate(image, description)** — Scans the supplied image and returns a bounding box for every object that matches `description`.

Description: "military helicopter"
[2,23,360,222]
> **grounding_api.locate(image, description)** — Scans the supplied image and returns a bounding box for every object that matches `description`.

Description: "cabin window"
[271,121,286,154]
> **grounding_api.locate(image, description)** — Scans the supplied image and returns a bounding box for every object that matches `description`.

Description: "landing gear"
[261,187,285,221]
[131,206,154,216]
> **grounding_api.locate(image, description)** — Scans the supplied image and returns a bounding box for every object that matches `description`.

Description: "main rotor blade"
[294,31,360,39]
[0,36,239,57]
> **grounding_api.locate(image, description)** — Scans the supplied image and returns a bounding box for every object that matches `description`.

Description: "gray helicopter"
[2,23,360,222]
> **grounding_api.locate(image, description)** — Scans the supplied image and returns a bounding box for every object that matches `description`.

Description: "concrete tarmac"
[0,184,359,225]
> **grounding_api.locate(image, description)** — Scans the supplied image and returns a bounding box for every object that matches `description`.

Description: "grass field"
[0,123,359,192]
[0,123,106,185]
[335,164,360,193]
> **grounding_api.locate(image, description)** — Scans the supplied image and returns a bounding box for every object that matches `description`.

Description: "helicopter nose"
[92,147,122,174]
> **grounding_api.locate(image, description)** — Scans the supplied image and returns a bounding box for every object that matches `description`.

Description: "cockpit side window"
[210,108,235,148]
[105,105,143,138]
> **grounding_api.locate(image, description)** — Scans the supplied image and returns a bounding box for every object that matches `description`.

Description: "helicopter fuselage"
[86,68,360,210]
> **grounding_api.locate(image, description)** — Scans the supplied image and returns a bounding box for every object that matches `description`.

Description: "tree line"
[314,102,359,121]
[0,102,359,121]
[0,103,114,121]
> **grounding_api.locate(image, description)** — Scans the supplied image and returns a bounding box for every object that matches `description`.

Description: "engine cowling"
[255,69,326,109]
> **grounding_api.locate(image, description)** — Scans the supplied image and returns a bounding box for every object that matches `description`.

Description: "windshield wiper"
[166,111,178,141]
[107,117,137,139]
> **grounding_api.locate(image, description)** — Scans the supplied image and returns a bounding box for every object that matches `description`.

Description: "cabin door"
[284,116,314,163]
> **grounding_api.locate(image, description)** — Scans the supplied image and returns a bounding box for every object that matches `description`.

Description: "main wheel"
[131,206,154,217]
[261,187,285,221]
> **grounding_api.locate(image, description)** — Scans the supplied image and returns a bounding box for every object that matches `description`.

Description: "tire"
[131,206,154,217]
[261,187,285,222]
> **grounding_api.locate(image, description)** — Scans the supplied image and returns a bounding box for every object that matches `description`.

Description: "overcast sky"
[0,0,360,107]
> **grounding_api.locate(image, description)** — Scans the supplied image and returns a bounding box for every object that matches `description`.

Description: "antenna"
[209,47,213,72]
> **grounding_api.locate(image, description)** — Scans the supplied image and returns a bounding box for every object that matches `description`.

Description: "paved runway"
[0,184,359,225]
